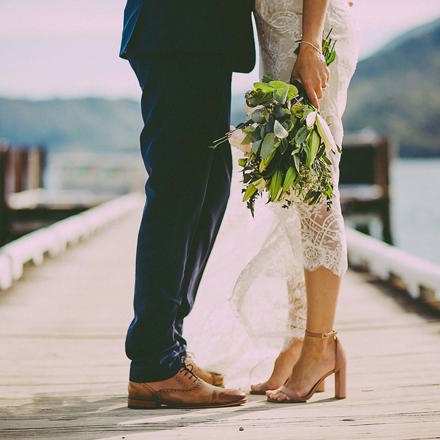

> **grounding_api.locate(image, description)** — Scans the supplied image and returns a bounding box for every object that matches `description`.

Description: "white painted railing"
[347,228,440,301]
[0,193,143,290]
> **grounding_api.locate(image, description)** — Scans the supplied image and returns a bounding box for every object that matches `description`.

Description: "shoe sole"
[250,381,326,395]
[128,397,247,409]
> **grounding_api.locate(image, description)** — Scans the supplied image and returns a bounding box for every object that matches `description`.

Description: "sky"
[0,0,439,99]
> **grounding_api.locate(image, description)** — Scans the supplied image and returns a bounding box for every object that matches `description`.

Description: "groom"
[120,0,255,408]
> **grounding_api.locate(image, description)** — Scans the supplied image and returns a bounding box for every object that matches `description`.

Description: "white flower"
[228,127,252,153]
[316,113,337,152]
[306,111,317,128]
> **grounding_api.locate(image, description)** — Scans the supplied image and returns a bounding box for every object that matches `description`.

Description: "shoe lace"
[180,362,199,384]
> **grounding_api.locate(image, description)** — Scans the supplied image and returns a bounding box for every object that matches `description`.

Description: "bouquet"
[211,33,339,216]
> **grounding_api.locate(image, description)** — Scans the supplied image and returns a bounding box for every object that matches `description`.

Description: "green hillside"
[0,97,142,152]
[343,18,440,157]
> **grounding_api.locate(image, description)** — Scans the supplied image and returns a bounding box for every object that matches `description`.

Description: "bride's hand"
[290,44,330,108]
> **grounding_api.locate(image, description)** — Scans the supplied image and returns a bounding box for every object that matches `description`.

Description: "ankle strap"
[305,329,337,339]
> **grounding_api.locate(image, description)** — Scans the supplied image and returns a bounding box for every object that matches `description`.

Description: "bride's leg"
[268,267,340,399]
[267,253,344,400]
[267,150,347,401]
[250,338,302,394]
[252,272,318,393]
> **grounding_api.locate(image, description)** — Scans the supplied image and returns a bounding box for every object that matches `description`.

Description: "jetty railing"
[0,192,143,290]
[347,228,440,311]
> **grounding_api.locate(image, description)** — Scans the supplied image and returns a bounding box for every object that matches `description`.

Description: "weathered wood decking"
[0,203,439,440]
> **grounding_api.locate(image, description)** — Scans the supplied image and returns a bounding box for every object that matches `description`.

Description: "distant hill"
[343,18,440,157]
[1,18,439,157]
[0,97,142,152]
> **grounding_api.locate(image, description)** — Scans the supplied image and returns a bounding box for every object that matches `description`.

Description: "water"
[391,158,440,265]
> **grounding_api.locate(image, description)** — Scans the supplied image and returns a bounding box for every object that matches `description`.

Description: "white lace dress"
[185,0,358,386]
[232,0,359,346]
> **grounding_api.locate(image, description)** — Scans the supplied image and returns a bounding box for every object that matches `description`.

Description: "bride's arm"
[290,0,330,108]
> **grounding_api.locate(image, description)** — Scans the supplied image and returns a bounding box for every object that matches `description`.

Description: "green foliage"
[217,73,337,215]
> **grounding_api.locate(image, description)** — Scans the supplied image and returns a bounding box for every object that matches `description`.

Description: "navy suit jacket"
[120,0,255,73]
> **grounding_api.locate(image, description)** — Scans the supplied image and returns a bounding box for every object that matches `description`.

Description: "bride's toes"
[266,389,289,402]
[251,379,282,394]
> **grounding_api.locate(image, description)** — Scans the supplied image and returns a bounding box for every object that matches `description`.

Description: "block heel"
[335,364,346,399]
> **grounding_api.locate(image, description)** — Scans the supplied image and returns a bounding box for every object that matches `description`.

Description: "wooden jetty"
[0,196,439,440]
[0,144,118,246]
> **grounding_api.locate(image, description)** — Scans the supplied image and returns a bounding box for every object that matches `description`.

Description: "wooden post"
[0,145,10,245]
[376,136,393,244]
[339,133,394,245]
[12,147,29,193]
[37,146,47,189]
[28,147,41,190]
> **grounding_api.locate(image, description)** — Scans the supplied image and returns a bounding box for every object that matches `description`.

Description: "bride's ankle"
[303,335,335,356]
[283,338,303,355]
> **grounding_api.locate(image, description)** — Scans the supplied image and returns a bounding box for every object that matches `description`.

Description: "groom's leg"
[126,54,232,382]
[176,142,232,322]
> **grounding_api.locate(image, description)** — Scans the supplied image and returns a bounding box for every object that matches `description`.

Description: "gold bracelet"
[300,40,326,63]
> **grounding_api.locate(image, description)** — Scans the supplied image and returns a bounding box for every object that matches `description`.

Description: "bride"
[233,0,359,402]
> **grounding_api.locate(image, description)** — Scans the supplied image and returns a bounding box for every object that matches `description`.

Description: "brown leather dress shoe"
[128,367,246,409]
[184,356,224,387]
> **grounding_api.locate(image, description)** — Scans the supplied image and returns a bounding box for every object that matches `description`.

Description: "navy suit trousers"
[126,54,232,382]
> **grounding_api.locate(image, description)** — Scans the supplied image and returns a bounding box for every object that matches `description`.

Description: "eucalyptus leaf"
[253,82,275,93]
[273,105,290,120]
[259,149,276,173]
[261,132,276,159]
[245,90,273,107]
[295,125,309,145]
[252,139,262,155]
[274,85,289,105]
[286,84,299,100]
[251,108,267,123]
[274,120,289,139]
[268,80,288,90]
